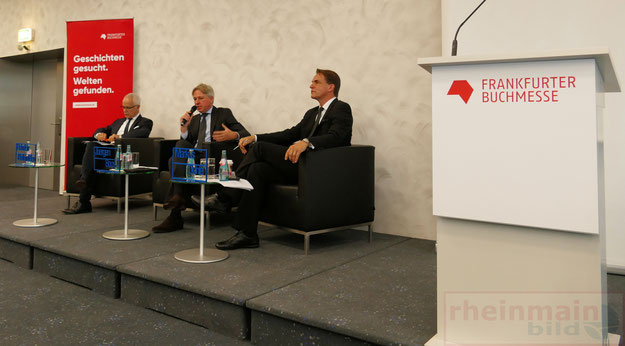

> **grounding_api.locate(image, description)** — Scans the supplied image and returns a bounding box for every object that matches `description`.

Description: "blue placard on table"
[93,145,119,172]
[14,142,36,166]
[171,147,208,183]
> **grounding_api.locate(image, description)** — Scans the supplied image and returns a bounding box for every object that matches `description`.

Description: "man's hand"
[212,124,238,142]
[284,141,308,163]
[96,133,107,141]
[238,135,255,154]
[109,134,120,142]
[180,111,192,133]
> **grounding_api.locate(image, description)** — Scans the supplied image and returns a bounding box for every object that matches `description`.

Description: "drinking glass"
[132,152,140,168]
[207,158,216,178]
[43,148,53,164]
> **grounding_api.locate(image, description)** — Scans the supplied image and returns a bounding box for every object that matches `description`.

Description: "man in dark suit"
[63,93,153,214]
[212,69,352,250]
[152,83,250,232]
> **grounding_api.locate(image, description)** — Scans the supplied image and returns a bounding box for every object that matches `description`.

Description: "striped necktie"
[123,118,132,134]
[197,113,208,147]
[308,107,323,137]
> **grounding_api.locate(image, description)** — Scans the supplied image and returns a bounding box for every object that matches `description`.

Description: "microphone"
[451,0,486,56]
[181,105,197,126]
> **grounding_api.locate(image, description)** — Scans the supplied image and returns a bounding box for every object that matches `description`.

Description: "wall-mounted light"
[18,28,33,42]
[18,28,34,51]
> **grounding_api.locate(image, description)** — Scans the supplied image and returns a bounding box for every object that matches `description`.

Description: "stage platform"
[0,186,437,345]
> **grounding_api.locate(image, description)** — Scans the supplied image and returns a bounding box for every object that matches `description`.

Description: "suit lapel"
[112,118,125,134]
[185,113,196,143]
[209,107,218,133]
[304,107,318,136]
[318,99,338,128]
[319,99,336,125]
[132,114,142,130]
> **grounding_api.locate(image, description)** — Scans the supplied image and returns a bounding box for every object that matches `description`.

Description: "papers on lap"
[207,178,253,191]
[82,140,113,146]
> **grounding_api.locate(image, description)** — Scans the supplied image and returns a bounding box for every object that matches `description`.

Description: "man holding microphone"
[152,83,249,233]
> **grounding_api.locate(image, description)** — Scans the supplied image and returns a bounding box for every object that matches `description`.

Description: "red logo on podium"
[448,80,473,104]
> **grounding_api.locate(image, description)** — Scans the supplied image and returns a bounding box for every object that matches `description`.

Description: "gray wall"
[0,52,63,190]
[30,57,63,190]
[0,59,32,187]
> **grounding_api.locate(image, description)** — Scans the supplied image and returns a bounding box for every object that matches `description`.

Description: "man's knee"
[172,140,193,165]
[83,141,95,157]
[247,142,260,157]
[175,140,193,148]
[247,161,273,182]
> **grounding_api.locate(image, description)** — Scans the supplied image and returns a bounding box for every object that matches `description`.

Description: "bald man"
[63,93,153,214]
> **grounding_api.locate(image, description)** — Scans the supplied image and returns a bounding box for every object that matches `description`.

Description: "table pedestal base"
[102,229,150,240]
[175,248,229,263]
[13,218,57,228]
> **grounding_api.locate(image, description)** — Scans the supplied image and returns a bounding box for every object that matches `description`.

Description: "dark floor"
[0,259,249,345]
[1,186,624,345]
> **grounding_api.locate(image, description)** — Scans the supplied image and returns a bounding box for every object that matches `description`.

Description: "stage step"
[247,239,437,345]
[0,259,249,345]
[116,227,407,340]
[1,187,432,344]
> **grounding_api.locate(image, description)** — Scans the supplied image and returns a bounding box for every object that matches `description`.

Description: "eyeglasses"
[121,105,138,110]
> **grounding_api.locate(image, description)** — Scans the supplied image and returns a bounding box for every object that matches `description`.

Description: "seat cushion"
[260,184,301,229]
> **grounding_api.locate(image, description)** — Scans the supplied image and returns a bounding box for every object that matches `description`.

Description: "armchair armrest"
[65,137,93,192]
[153,139,179,171]
[66,137,93,168]
[119,137,162,167]
[298,145,375,226]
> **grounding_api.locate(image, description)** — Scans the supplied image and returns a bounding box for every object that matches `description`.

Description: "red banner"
[65,18,134,137]
[64,18,133,190]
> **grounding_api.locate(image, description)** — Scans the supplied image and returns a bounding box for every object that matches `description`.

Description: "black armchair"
[152,139,245,219]
[259,145,375,254]
[65,137,161,212]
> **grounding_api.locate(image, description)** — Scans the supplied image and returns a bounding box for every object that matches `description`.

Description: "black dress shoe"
[215,231,259,250]
[163,194,186,210]
[74,179,87,189]
[191,193,231,213]
[152,214,184,233]
[63,201,92,214]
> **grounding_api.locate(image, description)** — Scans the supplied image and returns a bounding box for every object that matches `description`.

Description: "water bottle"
[115,144,122,171]
[124,144,132,170]
[26,140,33,165]
[36,141,42,165]
[186,149,195,180]
[219,150,229,181]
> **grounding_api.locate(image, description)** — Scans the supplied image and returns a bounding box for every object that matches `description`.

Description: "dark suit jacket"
[93,114,153,138]
[257,99,352,149]
[184,106,250,145]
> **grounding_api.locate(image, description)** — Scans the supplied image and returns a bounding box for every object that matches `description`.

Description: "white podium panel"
[430,217,609,345]
[419,49,621,345]
[432,59,599,234]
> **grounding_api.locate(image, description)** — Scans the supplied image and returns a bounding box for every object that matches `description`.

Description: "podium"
[418,49,620,345]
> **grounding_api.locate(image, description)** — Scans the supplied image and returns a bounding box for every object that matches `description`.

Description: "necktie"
[197,113,208,147]
[308,107,323,138]
[123,118,131,135]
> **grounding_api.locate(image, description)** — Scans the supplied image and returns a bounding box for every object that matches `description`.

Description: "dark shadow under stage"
[0,186,437,345]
